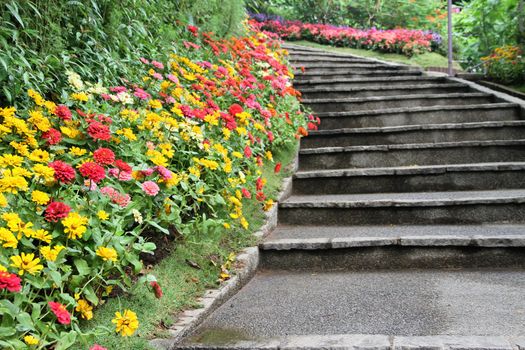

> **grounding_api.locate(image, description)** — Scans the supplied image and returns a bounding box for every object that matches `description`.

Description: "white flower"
[131,209,143,224]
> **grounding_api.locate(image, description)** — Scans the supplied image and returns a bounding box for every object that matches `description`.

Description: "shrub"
[482,45,525,84]
[0,23,317,349]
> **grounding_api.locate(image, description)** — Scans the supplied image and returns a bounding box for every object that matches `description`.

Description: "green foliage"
[0,0,246,107]
[455,0,524,70]
[482,45,525,84]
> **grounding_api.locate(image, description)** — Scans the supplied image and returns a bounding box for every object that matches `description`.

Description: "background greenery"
[0,0,246,107]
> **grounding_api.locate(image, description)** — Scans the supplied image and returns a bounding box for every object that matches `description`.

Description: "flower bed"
[250,17,442,57]
[0,23,317,349]
[482,45,525,84]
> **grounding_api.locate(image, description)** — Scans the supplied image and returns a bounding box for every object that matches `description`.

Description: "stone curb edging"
[260,235,525,251]
[149,149,298,349]
[173,334,525,350]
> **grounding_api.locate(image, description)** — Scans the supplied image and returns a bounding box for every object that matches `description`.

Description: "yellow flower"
[232,151,242,159]
[60,126,81,139]
[97,210,109,221]
[75,299,93,320]
[61,212,88,240]
[228,196,242,208]
[28,149,50,163]
[69,147,87,156]
[116,128,137,141]
[10,252,43,275]
[263,199,274,211]
[0,154,24,168]
[28,110,51,132]
[0,227,18,248]
[240,217,249,229]
[71,92,89,102]
[112,310,139,337]
[40,245,65,262]
[24,335,39,345]
[32,164,55,182]
[149,99,163,109]
[31,190,50,205]
[32,229,52,244]
[96,246,118,262]
[0,170,28,194]
[265,151,273,161]
[0,193,8,207]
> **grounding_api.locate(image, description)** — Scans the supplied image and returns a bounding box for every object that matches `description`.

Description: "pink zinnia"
[90,345,108,350]
[154,166,172,180]
[244,146,252,158]
[151,61,164,69]
[142,181,160,196]
[0,271,21,292]
[108,168,132,181]
[134,88,151,100]
[48,301,71,325]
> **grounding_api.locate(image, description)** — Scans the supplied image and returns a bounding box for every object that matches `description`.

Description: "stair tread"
[281,189,525,207]
[302,92,490,104]
[298,82,467,93]
[295,76,446,84]
[300,139,525,154]
[295,162,525,178]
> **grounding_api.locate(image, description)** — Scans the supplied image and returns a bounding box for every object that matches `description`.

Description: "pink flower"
[48,301,71,325]
[90,345,108,350]
[142,181,160,196]
[140,57,150,64]
[154,166,172,180]
[134,88,151,100]
[151,61,164,69]
[152,73,163,80]
[108,168,132,181]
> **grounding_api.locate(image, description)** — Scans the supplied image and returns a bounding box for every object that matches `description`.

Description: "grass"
[288,40,461,70]
[509,84,525,94]
[79,141,299,349]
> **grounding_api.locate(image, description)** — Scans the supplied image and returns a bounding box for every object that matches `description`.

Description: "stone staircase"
[176,44,525,349]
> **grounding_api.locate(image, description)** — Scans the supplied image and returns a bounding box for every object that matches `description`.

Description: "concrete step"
[290,56,372,64]
[299,139,525,170]
[303,93,494,113]
[293,64,403,74]
[278,189,525,225]
[294,76,448,89]
[299,83,470,99]
[294,69,423,80]
[302,121,525,148]
[182,269,525,348]
[292,162,525,195]
[315,103,521,130]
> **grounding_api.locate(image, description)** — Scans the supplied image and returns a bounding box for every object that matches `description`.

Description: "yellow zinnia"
[31,190,50,205]
[112,309,139,337]
[96,246,118,262]
[61,212,88,240]
[75,299,93,320]
[24,335,39,345]
[10,252,43,275]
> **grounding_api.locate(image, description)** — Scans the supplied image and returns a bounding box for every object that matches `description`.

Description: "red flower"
[90,345,108,350]
[256,177,264,191]
[93,148,115,165]
[49,160,76,183]
[54,105,72,121]
[188,25,199,36]
[307,122,318,131]
[79,162,106,183]
[0,271,22,292]
[274,162,282,173]
[115,159,132,172]
[244,146,252,158]
[87,121,111,141]
[150,281,163,299]
[45,201,71,222]
[241,188,251,199]
[256,191,266,202]
[42,128,62,145]
[228,103,243,116]
[48,301,71,325]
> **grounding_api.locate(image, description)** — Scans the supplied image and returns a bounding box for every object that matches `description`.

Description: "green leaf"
[83,284,99,306]
[54,331,77,350]
[73,258,91,276]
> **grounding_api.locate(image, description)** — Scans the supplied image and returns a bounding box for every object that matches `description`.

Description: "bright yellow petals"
[61,212,88,240]
[24,335,39,345]
[69,147,87,156]
[116,128,137,141]
[75,299,93,320]
[240,217,249,230]
[10,252,43,275]
[60,125,81,139]
[0,170,28,194]
[96,246,118,262]
[32,164,55,182]
[97,210,109,221]
[112,309,139,337]
[0,154,24,168]
[0,193,8,207]
[71,92,89,102]
[32,229,52,244]
[148,99,163,109]
[31,190,50,205]
[40,245,65,262]
[0,227,18,248]
[28,149,50,163]
[28,110,51,132]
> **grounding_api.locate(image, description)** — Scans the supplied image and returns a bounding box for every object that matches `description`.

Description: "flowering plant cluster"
[0,22,317,349]
[250,17,442,57]
[482,45,525,84]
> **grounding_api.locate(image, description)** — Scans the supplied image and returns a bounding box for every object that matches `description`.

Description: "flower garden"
[250,17,442,57]
[0,22,317,349]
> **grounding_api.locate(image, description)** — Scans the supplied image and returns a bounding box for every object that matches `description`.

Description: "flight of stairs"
[176,44,525,350]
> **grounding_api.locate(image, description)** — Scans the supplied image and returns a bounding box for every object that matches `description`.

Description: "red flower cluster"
[115,159,132,172]
[54,105,72,121]
[87,121,111,141]
[79,162,106,183]
[93,148,115,165]
[48,301,71,325]
[45,201,71,222]
[48,160,76,183]
[42,128,62,145]
[150,281,163,299]
[0,271,22,292]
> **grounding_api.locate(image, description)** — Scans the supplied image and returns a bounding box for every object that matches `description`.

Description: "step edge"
[302,92,491,104]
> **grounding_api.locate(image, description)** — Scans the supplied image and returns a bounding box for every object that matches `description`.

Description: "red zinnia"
[90,345,108,350]
[150,281,163,299]
[256,191,266,202]
[228,103,243,116]
[48,161,76,183]
[256,177,264,191]
[45,201,71,222]
[274,162,282,173]
[115,159,132,173]
[87,121,111,141]
[48,301,71,325]
[54,105,72,121]
[241,188,251,199]
[244,146,252,158]
[79,162,106,183]
[93,148,115,165]
[42,128,62,145]
[0,271,22,292]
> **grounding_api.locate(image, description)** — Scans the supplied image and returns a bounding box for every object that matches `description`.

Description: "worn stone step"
[293,64,403,73]
[294,69,423,80]
[303,93,494,113]
[299,83,470,99]
[290,56,372,64]
[292,162,525,195]
[302,121,525,148]
[299,139,525,170]
[182,269,525,348]
[315,103,521,130]
[294,76,447,89]
[278,190,525,225]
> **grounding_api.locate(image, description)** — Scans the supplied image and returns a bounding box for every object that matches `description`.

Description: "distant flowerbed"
[0,23,317,349]
[249,16,442,57]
